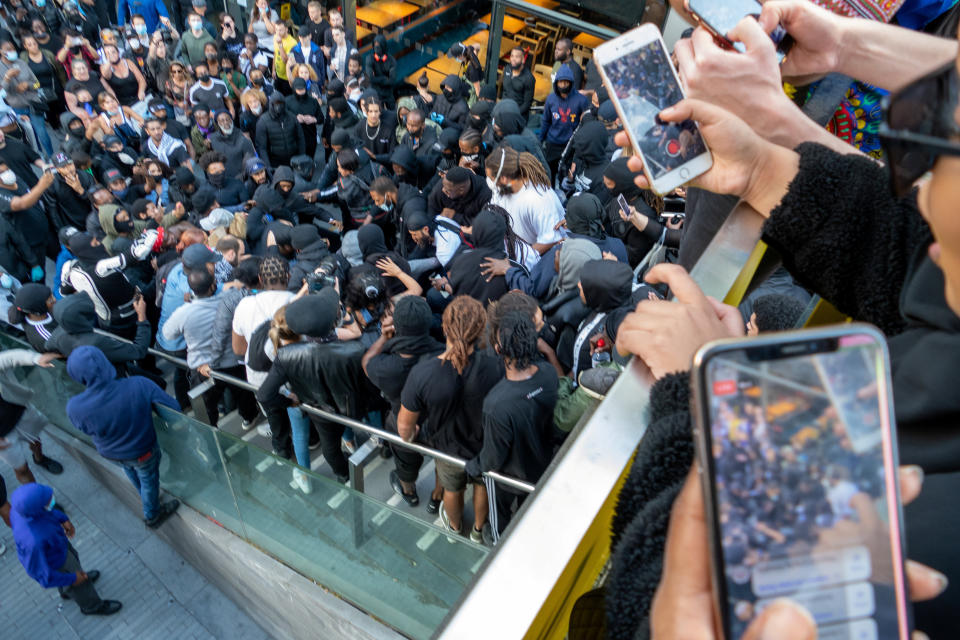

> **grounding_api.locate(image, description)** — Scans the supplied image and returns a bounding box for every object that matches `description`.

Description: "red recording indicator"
[712,380,737,396]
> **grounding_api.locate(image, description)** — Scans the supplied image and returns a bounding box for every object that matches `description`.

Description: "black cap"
[292,78,307,91]
[284,288,340,337]
[103,168,124,184]
[103,135,123,148]
[598,101,618,124]
[53,152,72,167]
[182,243,219,270]
[191,187,216,215]
[14,283,52,314]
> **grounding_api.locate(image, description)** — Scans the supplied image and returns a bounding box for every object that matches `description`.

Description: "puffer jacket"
[254,95,306,168]
[428,75,469,130]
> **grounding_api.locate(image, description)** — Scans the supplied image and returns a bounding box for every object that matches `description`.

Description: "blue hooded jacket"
[10,483,74,589]
[540,64,590,145]
[66,346,178,461]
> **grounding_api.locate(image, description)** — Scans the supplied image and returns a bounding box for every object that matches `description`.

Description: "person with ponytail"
[466,310,559,536]
[486,145,566,255]
[398,296,503,541]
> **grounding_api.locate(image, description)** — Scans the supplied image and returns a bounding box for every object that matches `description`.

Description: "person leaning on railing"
[605,3,960,636]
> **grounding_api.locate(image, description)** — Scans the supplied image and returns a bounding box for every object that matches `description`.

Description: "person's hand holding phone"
[614,100,799,215]
[758,1,845,86]
[674,20,798,146]
[616,264,745,378]
[652,464,947,640]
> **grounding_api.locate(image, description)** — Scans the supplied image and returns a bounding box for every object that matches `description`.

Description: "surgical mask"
[377,200,393,213]
[250,103,262,115]
[208,171,224,187]
[45,495,56,510]
[112,186,128,198]
[0,169,15,185]
[220,123,233,135]
[348,89,362,102]
[135,23,147,35]
[128,39,141,50]
[0,273,12,289]
[116,151,135,165]
[485,176,496,193]
[4,51,17,61]
[189,21,202,32]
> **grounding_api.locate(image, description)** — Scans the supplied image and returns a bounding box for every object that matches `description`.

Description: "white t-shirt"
[232,289,295,387]
[491,182,566,248]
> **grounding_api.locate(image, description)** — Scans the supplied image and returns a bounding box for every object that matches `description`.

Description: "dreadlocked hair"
[496,310,540,370]
[487,291,539,347]
[481,203,529,263]
[485,145,550,189]
[441,296,487,375]
[269,306,300,351]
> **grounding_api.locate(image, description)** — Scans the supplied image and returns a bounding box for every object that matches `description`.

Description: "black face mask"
[270,101,285,117]
[278,185,292,196]
[208,171,225,187]
[469,116,486,130]
[69,124,84,137]
[198,73,209,83]
[114,215,133,233]
[558,86,571,97]
[442,88,456,101]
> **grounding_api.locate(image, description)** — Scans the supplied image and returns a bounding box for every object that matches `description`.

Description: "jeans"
[287,407,311,468]
[14,107,53,157]
[116,446,161,521]
[57,544,102,610]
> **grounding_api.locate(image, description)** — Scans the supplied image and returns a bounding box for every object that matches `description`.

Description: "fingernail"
[905,464,924,485]
[908,560,949,595]
[757,599,815,640]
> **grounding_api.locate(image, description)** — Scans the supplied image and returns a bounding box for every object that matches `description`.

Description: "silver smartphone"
[691,325,912,640]
[594,24,712,195]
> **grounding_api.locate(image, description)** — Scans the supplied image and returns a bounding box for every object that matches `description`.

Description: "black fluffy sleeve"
[761,143,933,336]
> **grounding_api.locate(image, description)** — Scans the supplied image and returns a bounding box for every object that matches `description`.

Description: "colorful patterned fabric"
[812,0,907,21]
[825,82,888,158]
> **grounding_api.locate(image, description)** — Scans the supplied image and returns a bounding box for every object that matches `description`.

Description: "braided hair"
[259,255,290,289]
[441,296,487,374]
[495,310,540,370]
[485,145,550,189]
[480,203,528,263]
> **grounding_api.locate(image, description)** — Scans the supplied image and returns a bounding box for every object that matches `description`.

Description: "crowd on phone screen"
[0,0,956,634]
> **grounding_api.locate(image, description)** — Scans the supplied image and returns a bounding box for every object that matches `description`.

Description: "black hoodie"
[568,120,611,204]
[429,74,468,130]
[44,293,150,365]
[365,35,397,102]
[426,171,492,226]
[448,209,508,305]
[255,94,306,168]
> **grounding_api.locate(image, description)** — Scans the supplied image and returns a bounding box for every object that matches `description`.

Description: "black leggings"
[308,414,348,479]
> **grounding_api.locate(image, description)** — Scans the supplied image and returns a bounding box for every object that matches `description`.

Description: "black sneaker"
[80,600,122,616]
[35,455,64,475]
[145,500,180,529]
[60,571,100,599]
[389,470,419,506]
[426,496,442,514]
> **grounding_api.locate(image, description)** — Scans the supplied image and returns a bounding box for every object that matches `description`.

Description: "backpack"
[245,319,274,372]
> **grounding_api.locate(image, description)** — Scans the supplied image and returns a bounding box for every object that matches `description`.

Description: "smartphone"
[687,0,793,59]
[616,193,632,218]
[691,325,911,640]
[594,24,713,195]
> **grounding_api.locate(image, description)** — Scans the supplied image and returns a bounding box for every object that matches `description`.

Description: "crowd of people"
[0,0,695,607]
[0,0,955,634]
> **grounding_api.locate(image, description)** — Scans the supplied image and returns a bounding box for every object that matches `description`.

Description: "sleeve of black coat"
[519,73,534,117]
[254,119,270,168]
[255,357,289,408]
[295,118,306,156]
[761,142,933,336]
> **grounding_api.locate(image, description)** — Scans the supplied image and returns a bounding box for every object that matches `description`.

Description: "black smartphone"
[691,325,912,640]
[617,193,632,218]
[687,0,793,59]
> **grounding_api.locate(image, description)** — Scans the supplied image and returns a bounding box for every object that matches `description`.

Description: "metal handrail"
[92,328,536,494]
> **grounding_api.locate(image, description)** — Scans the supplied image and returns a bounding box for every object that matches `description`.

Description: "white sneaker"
[257,423,272,438]
[293,469,312,494]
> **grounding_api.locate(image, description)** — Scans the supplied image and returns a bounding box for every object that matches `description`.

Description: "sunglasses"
[878,61,960,198]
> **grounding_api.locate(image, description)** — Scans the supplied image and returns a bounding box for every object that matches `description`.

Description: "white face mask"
[250,103,262,115]
[190,21,202,33]
[0,169,15,185]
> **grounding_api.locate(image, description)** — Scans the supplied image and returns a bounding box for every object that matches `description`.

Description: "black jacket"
[255,106,306,168]
[287,238,330,291]
[429,75,468,130]
[49,171,95,230]
[354,114,397,167]
[256,340,370,419]
[427,171,491,226]
[209,129,257,179]
[0,214,38,281]
[501,67,535,119]
[206,176,248,207]
[365,35,397,102]
[44,293,150,365]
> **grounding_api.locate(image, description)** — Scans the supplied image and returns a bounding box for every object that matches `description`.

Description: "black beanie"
[392,295,432,337]
[174,166,195,186]
[405,209,432,232]
[291,224,320,250]
[284,288,340,337]
[14,283,52,314]
[445,166,471,185]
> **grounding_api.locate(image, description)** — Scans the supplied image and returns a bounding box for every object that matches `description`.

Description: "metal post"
[342,0,357,42]
[484,0,505,87]
[348,439,379,548]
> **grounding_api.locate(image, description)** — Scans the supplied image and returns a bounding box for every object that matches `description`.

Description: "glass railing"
[0,331,487,639]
